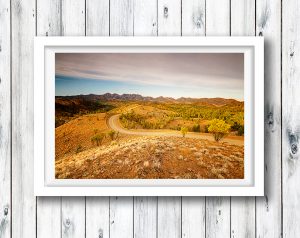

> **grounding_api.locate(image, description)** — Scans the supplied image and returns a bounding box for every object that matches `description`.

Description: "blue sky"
[55,53,244,100]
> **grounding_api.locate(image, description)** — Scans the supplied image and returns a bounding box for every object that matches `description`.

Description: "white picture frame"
[34,37,264,196]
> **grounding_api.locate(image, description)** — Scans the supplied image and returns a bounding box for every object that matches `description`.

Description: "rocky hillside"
[56,136,244,179]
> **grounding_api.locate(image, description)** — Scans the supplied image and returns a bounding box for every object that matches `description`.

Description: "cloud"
[56,53,244,92]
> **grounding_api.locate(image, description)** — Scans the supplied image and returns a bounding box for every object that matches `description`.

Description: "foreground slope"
[56,136,244,179]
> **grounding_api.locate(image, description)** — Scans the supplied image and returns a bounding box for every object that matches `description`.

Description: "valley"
[55,93,244,179]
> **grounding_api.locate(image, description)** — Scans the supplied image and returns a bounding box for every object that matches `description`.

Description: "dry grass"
[56,136,244,179]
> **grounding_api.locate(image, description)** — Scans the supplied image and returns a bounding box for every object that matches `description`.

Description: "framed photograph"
[34,37,264,196]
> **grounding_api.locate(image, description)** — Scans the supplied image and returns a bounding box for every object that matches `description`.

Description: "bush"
[108,130,119,141]
[192,124,200,132]
[208,119,231,142]
[237,126,244,136]
[75,144,83,154]
[180,127,188,137]
[91,133,106,146]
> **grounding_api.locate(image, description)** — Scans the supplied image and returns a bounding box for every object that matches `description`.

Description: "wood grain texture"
[230,1,256,237]
[86,0,109,36]
[156,2,182,237]
[36,1,62,237]
[110,197,134,238]
[11,0,36,237]
[62,0,86,36]
[182,197,205,238]
[256,0,282,237]
[181,2,206,237]
[110,0,134,36]
[134,197,157,238]
[86,197,109,238]
[62,197,85,238]
[206,198,230,238]
[85,2,110,238]
[231,0,255,36]
[282,0,300,237]
[37,197,61,238]
[2,0,292,237]
[157,197,181,238]
[182,0,205,36]
[158,0,181,36]
[205,1,231,237]
[0,0,10,237]
[206,0,230,36]
[109,3,134,237]
[61,1,86,238]
[133,2,157,237]
[36,0,61,36]
[134,0,157,36]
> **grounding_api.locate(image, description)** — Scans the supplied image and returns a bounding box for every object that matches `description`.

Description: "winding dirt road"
[107,114,244,146]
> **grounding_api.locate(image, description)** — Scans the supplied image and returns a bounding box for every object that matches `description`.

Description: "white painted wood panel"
[62,0,86,36]
[134,0,157,36]
[11,0,36,237]
[158,0,181,36]
[62,197,85,238]
[37,197,61,238]
[3,0,292,237]
[85,2,110,238]
[206,0,230,36]
[86,197,110,238]
[231,0,255,36]
[36,1,62,237]
[256,0,282,237]
[205,1,231,237]
[181,1,206,237]
[110,0,134,36]
[109,3,134,237]
[134,197,157,238]
[110,197,134,238]
[0,0,10,237]
[61,1,86,238]
[206,198,230,238]
[182,0,205,36]
[230,1,256,237]
[282,0,300,237]
[86,0,109,36]
[157,197,181,238]
[182,197,205,238]
[157,2,182,237]
[36,0,61,36]
[133,2,158,237]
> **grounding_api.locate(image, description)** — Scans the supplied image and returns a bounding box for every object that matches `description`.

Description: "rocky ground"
[55,136,244,179]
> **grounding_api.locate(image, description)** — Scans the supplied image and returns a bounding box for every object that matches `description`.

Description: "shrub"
[204,125,209,133]
[93,128,99,134]
[180,127,188,137]
[75,144,83,154]
[208,119,231,142]
[192,124,200,132]
[108,130,119,141]
[91,133,106,146]
[237,126,244,136]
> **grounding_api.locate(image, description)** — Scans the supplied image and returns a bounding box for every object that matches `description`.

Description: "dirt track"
[107,114,244,146]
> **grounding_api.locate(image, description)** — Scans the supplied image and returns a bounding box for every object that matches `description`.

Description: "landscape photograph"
[55,52,244,179]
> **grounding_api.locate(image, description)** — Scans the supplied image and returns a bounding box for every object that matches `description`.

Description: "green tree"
[180,127,188,137]
[208,119,231,142]
[91,133,106,146]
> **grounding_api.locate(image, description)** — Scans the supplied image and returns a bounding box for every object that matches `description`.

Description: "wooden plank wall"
[1,0,294,237]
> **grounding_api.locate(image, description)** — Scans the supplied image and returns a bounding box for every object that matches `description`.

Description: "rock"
[143,161,150,167]
[178,155,184,160]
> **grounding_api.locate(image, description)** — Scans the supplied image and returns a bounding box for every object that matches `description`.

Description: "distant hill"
[56,93,243,106]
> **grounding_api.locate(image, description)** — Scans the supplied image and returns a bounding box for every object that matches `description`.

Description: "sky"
[55,53,244,100]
